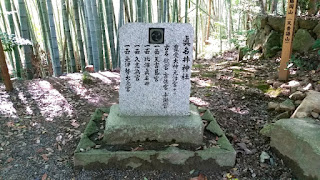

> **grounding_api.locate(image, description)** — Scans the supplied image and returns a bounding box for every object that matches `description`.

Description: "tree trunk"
[19,0,34,79]
[206,0,212,41]
[46,0,62,77]
[271,0,278,14]
[0,39,13,91]
[259,0,266,14]
[228,0,233,40]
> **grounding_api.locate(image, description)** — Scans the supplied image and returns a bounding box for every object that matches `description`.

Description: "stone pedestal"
[103,104,204,145]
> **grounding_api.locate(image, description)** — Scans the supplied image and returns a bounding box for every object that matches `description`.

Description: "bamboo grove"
[0,0,293,80]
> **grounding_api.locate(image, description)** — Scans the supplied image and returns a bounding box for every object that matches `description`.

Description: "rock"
[263,31,281,58]
[268,102,279,110]
[292,90,320,118]
[313,107,320,114]
[289,91,306,100]
[85,65,94,73]
[297,83,313,92]
[253,30,267,50]
[292,29,316,53]
[254,15,268,29]
[261,118,320,180]
[281,89,291,97]
[294,100,302,105]
[247,31,257,49]
[263,24,272,35]
[274,111,291,120]
[298,18,318,30]
[313,23,320,38]
[311,112,319,119]
[260,151,270,163]
[273,81,283,89]
[314,84,320,92]
[268,16,285,33]
[279,99,295,112]
[280,80,301,89]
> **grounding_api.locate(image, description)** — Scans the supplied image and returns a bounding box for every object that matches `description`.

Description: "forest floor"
[0,52,298,180]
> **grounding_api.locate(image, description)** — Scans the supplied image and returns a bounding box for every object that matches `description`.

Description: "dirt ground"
[0,53,295,179]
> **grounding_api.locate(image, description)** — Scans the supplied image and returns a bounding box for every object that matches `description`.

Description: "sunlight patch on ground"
[62,72,120,105]
[190,97,210,106]
[90,73,112,84]
[63,74,104,104]
[0,87,18,118]
[229,107,250,115]
[191,78,216,88]
[17,91,33,115]
[28,80,74,121]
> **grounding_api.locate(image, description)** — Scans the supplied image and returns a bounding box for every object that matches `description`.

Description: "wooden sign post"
[279,0,298,81]
[0,39,13,91]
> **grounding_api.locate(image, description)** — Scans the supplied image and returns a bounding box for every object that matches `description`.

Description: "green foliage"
[312,39,320,55]
[289,55,319,70]
[0,31,32,52]
[82,71,93,84]
[241,46,259,56]
[0,32,17,51]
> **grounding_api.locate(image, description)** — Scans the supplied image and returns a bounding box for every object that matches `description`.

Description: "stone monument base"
[74,106,236,171]
[103,104,204,145]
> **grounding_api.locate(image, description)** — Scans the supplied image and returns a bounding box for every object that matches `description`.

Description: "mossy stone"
[293,29,315,53]
[263,31,281,58]
[84,120,98,137]
[201,110,215,121]
[206,121,224,137]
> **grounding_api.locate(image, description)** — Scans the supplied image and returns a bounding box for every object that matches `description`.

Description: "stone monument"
[103,23,204,145]
[75,23,236,171]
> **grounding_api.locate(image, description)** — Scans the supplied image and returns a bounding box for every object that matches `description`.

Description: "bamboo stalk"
[206,0,212,41]
[195,0,199,59]
[163,0,167,22]
[147,0,152,22]
[83,0,93,65]
[105,0,117,69]
[5,0,21,78]
[62,0,76,73]
[19,0,34,79]
[73,0,86,72]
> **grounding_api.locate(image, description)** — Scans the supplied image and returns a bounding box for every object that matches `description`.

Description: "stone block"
[119,23,194,116]
[103,104,204,145]
[262,118,320,180]
[74,107,236,171]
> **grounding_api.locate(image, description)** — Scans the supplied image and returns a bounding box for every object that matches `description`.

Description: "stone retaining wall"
[247,15,320,58]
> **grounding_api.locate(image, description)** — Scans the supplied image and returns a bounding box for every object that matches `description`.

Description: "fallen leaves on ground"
[190,174,207,180]
[41,154,49,161]
[41,173,47,180]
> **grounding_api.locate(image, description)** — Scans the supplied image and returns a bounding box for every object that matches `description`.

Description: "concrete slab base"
[74,106,236,171]
[103,104,204,145]
[261,118,320,180]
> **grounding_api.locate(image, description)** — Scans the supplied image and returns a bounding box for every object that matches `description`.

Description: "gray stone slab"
[261,118,320,180]
[119,23,194,116]
[103,104,204,145]
[74,107,236,171]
